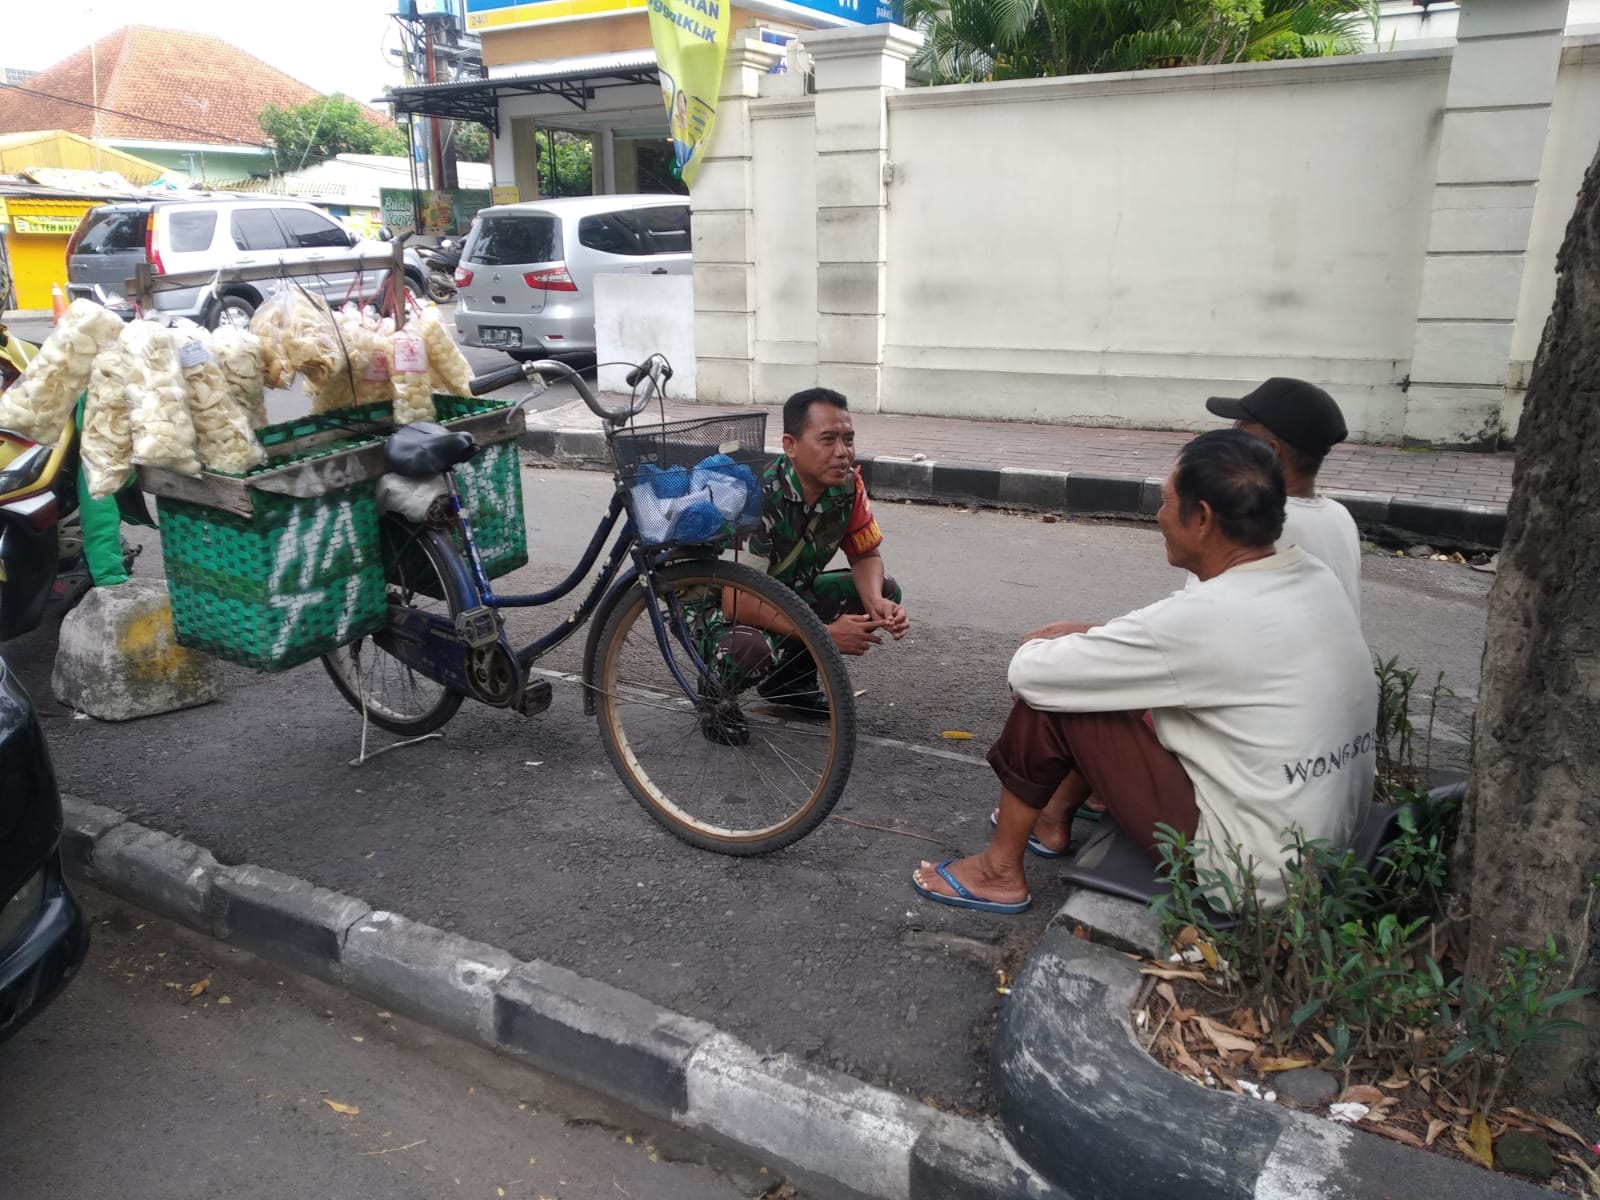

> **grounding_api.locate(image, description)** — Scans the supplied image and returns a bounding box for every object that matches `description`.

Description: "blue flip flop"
[912,860,1032,915]
[990,810,1070,860]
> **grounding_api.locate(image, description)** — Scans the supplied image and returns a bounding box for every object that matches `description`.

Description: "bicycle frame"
[379,470,716,712]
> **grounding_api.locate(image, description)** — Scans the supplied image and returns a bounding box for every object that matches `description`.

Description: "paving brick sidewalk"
[525,396,1518,546]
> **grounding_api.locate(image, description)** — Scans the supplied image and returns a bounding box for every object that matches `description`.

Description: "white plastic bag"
[121,320,201,476]
[176,327,266,473]
[0,299,125,444]
[390,331,435,425]
[210,327,267,428]
[414,305,472,396]
[81,347,134,500]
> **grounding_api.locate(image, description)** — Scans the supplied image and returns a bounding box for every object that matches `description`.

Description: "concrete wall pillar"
[692,36,782,406]
[799,23,922,412]
[1404,0,1567,446]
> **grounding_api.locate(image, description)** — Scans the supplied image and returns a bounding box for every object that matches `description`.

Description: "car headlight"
[0,868,46,954]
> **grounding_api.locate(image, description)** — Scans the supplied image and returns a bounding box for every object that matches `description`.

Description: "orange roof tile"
[0,26,392,148]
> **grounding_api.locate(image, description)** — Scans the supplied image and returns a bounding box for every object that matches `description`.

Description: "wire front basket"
[610,413,768,548]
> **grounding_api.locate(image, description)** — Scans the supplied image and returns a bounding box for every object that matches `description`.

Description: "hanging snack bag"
[210,326,267,428]
[0,298,125,444]
[391,330,435,425]
[414,305,473,396]
[121,320,201,476]
[81,347,135,501]
[176,327,266,473]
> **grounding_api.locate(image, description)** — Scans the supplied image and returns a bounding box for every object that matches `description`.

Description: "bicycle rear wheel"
[322,517,467,735]
[592,559,856,855]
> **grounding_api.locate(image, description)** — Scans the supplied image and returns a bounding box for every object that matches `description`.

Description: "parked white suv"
[66,198,429,329]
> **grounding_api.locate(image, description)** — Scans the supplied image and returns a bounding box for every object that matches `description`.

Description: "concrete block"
[817,205,886,264]
[817,363,882,410]
[696,358,756,407]
[1401,384,1505,448]
[493,959,717,1121]
[1416,254,1529,321]
[997,467,1068,512]
[56,796,127,881]
[691,263,754,312]
[861,455,934,501]
[1409,320,1515,387]
[1063,472,1146,516]
[909,1115,1074,1200]
[817,262,886,316]
[1426,183,1538,253]
[1321,489,1392,530]
[816,151,885,209]
[343,911,520,1045]
[1140,475,1165,516]
[1454,0,1568,40]
[683,1033,923,1200]
[1054,889,1166,958]
[817,313,883,366]
[689,159,755,212]
[688,209,754,265]
[814,89,890,155]
[1388,498,1506,547]
[516,427,608,468]
[931,461,1002,505]
[803,25,922,91]
[51,579,223,722]
[91,822,218,933]
[1444,33,1565,109]
[693,310,755,361]
[213,864,370,985]
[753,360,819,406]
[1435,108,1553,184]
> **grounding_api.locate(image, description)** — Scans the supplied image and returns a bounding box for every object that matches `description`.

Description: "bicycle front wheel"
[322,517,467,736]
[592,560,856,855]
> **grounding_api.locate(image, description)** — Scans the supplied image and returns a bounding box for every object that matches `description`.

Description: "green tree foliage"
[537,132,594,197]
[902,0,1378,84]
[257,94,408,166]
[448,121,489,164]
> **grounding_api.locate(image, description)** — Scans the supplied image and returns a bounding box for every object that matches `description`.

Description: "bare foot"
[913,854,1029,907]
[1030,808,1074,855]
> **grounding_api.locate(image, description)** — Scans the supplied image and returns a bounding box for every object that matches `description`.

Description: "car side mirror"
[347,230,361,248]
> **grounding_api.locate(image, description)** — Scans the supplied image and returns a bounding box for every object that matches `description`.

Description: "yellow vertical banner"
[647,0,731,187]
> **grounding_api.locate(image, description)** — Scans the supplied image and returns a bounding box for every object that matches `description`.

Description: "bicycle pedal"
[514,677,553,717]
[455,606,499,648]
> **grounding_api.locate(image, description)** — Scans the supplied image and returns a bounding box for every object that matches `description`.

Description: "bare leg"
[915,788,1034,905]
[1030,770,1090,854]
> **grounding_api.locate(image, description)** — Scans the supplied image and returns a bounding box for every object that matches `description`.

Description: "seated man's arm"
[848,550,908,639]
[1008,611,1182,714]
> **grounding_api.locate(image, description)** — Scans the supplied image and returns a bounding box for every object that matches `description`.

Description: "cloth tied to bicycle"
[628,454,760,546]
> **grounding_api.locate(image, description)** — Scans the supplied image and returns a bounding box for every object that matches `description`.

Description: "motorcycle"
[422,237,461,303]
[0,322,147,641]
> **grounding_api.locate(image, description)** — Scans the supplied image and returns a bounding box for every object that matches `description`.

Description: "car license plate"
[480,326,521,348]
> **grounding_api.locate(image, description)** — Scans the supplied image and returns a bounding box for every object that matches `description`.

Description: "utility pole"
[424,20,445,193]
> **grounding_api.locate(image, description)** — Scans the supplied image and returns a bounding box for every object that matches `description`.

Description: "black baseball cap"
[1205,378,1348,457]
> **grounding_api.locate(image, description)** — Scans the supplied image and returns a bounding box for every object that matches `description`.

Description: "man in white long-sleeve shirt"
[912,430,1377,914]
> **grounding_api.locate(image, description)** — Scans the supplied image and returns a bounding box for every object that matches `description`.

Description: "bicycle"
[319,355,857,855]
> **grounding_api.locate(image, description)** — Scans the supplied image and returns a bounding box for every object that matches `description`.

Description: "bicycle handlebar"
[466,354,674,425]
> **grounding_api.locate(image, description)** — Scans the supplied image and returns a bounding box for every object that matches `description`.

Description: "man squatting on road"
[913,428,1378,914]
[706,387,909,717]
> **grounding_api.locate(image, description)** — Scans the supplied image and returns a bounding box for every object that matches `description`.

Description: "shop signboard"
[462,0,899,32]
[379,188,495,237]
[12,213,84,236]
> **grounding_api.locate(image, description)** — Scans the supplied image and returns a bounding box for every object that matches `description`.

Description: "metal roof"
[386,52,660,130]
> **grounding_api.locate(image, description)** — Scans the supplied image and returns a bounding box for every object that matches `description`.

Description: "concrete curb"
[518,429,1508,549]
[60,797,1070,1200]
[992,926,1548,1200]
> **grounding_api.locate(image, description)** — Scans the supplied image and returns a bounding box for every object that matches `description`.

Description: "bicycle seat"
[385,422,478,477]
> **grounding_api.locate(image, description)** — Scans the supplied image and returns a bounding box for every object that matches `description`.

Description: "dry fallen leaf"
[1256,1057,1314,1073]
[323,1100,360,1116]
[1155,982,1179,1009]
[1376,1075,1411,1090]
[186,977,211,999]
[1196,1016,1257,1055]
[939,730,974,740]
[1558,1154,1600,1198]
[1365,1122,1424,1148]
[1425,1118,1450,1147]
[1468,1112,1494,1169]
[1502,1107,1590,1148]
[1453,1132,1490,1168]
[1196,941,1220,970]
[1139,966,1208,982]
[1311,1031,1336,1057]
[217,996,232,1005]
[1339,1085,1386,1107]
[1164,1030,1203,1076]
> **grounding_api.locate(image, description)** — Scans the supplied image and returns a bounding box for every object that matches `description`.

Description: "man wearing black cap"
[1206,378,1361,619]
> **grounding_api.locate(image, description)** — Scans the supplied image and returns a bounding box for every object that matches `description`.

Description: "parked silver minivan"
[454,195,692,358]
[66,198,429,329]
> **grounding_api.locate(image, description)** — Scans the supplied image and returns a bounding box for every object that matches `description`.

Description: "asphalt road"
[0,885,792,1200]
[1,470,1491,1116]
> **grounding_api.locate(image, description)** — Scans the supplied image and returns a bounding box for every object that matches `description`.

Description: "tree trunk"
[1462,140,1600,1105]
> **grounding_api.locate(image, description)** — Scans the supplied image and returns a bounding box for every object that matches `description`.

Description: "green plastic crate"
[158,483,388,672]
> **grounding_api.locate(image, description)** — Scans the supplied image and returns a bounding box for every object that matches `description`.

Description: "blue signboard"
[759,0,901,22]
[462,0,901,32]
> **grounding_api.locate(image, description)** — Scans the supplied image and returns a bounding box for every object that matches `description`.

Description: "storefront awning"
[385,52,661,132]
